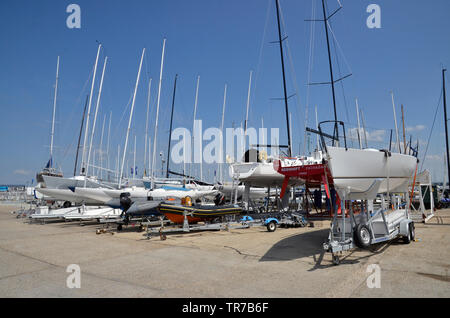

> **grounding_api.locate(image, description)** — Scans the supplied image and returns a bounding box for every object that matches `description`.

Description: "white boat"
[63,206,122,220]
[71,185,218,206]
[41,175,110,189]
[326,146,417,196]
[35,188,105,205]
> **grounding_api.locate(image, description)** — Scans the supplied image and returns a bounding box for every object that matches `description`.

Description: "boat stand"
[145,210,251,240]
[323,190,414,265]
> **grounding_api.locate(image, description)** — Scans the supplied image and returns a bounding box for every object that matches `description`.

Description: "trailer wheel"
[117,224,123,231]
[332,254,340,265]
[409,222,415,241]
[403,223,414,244]
[63,201,71,208]
[354,224,372,248]
[266,221,277,232]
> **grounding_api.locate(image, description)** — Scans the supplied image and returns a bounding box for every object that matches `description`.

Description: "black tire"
[354,224,372,248]
[332,254,340,266]
[403,222,414,244]
[117,224,123,231]
[63,201,71,208]
[266,221,277,232]
[409,222,415,241]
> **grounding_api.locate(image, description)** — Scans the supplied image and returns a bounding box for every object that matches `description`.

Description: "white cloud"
[13,169,31,175]
[406,125,426,133]
[425,154,444,161]
[348,128,386,142]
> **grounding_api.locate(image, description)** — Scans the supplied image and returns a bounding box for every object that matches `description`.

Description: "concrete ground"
[0,203,448,297]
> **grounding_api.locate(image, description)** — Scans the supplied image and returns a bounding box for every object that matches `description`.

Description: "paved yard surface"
[0,204,448,297]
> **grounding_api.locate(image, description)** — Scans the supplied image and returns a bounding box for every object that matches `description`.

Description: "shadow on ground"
[259,229,329,263]
[260,228,395,270]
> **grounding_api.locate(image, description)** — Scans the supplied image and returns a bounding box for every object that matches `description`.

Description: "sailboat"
[228,0,298,189]
[275,0,417,200]
[36,56,64,187]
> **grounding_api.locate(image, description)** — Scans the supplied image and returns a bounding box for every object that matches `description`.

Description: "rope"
[420,86,443,171]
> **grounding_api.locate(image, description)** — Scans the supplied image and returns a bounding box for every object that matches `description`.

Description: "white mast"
[391,91,401,153]
[119,48,145,188]
[289,112,292,155]
[355,98,362,149]
[244,70,253,139]
[106,111,112,173]
[148,136,151,178]
[85,55,108,183]
[315,105,319,151]
[190,75,200,180]
[151,39,166,188]
[81,43,101,176]
[116,145,120,184]
[144,78,152,176]
[49,56,60,162]
[99,114,106,180]
[133,135,136,179]
[219,84,227,183]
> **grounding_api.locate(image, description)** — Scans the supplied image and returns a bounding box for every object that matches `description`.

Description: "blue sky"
[1,0,449,185]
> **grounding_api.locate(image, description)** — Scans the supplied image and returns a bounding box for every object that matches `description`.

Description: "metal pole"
[244,70,252,140]
[321,0,339,145]
[219,84,227,183]
[391,91,401,153]
[443,68,450,190]
[144,78,152,176]
[401,104,406,154]
[166,74,178,178]
[355,99,362,149]
[275,0,292,157]
[74,95,89,176]
[190,75,200,179]
[86,56,108,182]
[50,56,60,161]
[151,39,166,188]
[81,43,101,175]
[119,48,145,188]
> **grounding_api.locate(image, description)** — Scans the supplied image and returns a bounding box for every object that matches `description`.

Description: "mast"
[85,56,108,182]
[443,68,450,190]
[401,104,406,154]
[166,74,178,178]
[119,48,145,188]
[74,94,89,176]
[144,78,152,176]
[321,0,339,145]
[151,39,166,188]
[244,70,252,138]
[355,98,362,149]
[360,108,368,148]
[133,135,136,179]
[106,111,112,175]
[390,91,401,153]
[81,43,101,175]
[219,84,227,183]
[49,56,60,164]
[190,75,200,179]
[99,113,106,179]
[275,0,292,157]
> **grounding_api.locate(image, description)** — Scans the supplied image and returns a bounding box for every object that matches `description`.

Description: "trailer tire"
[409,222,415,241]
[266,221,277,232]
[63,201,71,208]
[403,222,414,244]
[354,224,372,248]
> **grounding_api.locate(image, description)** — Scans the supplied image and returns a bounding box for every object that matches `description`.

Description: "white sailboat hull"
[229,162,285,187]
[35,188,105,205]
[327,147,417,194]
